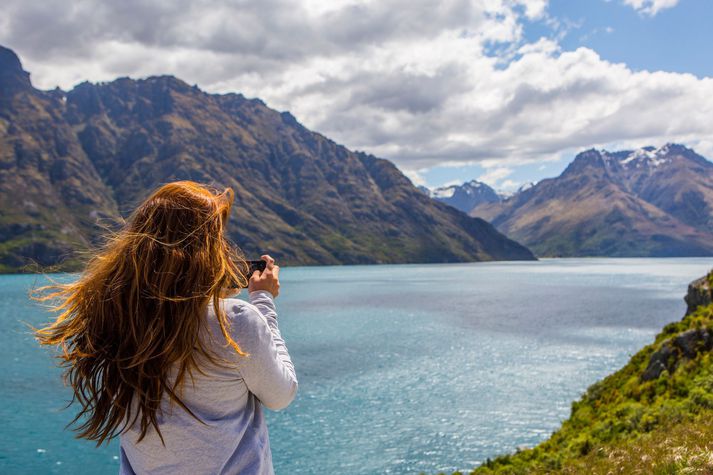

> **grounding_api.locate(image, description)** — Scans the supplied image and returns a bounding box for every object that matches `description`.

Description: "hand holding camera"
[248,254,280,298]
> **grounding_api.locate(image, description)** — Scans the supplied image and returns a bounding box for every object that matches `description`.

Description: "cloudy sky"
[2,0,712,191]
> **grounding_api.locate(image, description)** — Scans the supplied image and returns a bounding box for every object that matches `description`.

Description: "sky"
[1,0,712,191]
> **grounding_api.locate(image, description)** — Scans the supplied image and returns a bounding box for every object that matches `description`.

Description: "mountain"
[416,185,431,195]
[513,181,536,195]
[0,47,121,271]
[493,182,536,201]
[423,180,502,213]
[470,145,713,257]
[468,271,713,474]
[0,45,535,272]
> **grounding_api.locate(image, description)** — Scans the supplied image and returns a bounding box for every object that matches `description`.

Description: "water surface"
[1,257,711,474]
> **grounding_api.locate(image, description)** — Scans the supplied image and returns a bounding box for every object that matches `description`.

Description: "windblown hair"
[32,181,250,446]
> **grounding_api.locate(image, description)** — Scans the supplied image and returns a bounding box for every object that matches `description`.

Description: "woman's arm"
[226,293,297,410]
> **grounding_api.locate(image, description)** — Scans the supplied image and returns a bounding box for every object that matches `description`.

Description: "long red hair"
[32,181,249,445]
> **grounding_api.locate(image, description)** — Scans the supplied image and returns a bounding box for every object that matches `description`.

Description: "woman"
[33,181,298,474]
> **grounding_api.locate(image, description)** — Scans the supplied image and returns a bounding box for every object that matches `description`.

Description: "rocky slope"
[471,145,713,257]
[0,45,535,272]
[0,47,121,271]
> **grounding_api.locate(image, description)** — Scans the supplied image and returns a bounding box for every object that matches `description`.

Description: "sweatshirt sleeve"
[228,291,298,410]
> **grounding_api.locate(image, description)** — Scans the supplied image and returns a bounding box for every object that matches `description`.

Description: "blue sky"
[424,0,712,190]
[3,0,712,192]
[548,0,711,79]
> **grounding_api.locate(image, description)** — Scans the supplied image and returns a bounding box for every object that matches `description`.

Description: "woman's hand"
[248,254,280,298]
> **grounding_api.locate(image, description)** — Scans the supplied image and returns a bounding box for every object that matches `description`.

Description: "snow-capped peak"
[517,181,536,193]
[466,180,483,188]
[432,180,490,198]
[432,186,456,199]
[620,145,672,169]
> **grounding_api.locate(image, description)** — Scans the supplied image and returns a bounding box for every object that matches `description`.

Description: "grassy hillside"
[456,271,713,474]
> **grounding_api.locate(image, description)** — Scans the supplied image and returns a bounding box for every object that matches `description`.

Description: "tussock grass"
[460,271,713,475]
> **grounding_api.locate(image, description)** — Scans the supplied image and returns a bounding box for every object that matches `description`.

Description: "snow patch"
[432,186,456,199]
[466,180,483,188]
[517,181,536,192]
[620,145,671,169]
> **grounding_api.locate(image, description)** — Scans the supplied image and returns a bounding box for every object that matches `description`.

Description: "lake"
[1,257,712,474]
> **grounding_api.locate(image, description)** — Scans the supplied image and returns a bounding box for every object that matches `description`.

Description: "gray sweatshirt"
[119,290,298,475]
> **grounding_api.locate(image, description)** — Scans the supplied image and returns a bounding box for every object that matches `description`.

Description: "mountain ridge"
[470,144,713,257]
[421,180,503,213]
[0,45,535,272]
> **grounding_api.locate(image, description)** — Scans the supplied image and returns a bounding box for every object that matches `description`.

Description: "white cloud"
[518,0,548,20]
[2,0,710,183]
[499,179,520,191]
[621,0,680,16]
[477,167,513,188]
[403,168,428,187]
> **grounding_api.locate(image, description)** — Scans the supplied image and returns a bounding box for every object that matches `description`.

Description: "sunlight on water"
[1,258,712,474]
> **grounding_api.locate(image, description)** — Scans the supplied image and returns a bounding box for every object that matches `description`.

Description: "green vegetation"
[556,416,713,474]
[456,271,713,474]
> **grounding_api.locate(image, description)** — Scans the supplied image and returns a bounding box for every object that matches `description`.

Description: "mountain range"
[419,180,502,213]
[470,144,713,257]
[0,45,535,272]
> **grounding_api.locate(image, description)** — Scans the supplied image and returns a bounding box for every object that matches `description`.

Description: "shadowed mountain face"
[0,46,535,272]
[471,145,713,257]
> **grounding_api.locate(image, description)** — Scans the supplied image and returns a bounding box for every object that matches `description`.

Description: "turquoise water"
[1,257,712,474]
